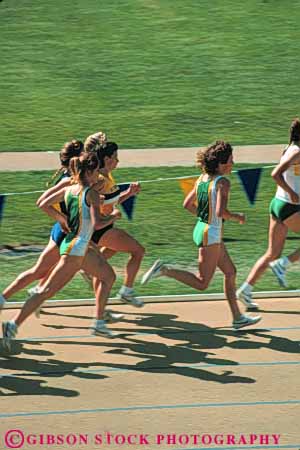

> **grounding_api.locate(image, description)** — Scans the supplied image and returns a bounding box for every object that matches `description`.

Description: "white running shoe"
[269,260,288,288]
[27,285,40,296]
[103,310,124,323]
[141,259,165,285]
[91,321,116,338]
[233,314,262,330]
[2,321,18,352]
[118,291,144,308]
[236,287,259,310]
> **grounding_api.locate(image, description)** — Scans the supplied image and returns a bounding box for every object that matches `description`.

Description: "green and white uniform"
[269,144,300,221]
[193,175,224,247]
[60,187,93,257]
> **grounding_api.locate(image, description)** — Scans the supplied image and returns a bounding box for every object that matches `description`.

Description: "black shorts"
[91,224,114,244]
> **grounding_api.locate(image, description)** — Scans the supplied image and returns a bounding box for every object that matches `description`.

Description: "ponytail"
[46,139,83,186]
[70,152,99,185]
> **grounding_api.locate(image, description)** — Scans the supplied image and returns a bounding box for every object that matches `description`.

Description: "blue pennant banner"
[237,168,262,205]
[0,195,6,222]
[118,184,136,220]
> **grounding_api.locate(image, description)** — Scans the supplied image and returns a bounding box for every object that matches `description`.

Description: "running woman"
[0,139,123,323]
[2,152,121,351]
[84,133,145,307]
[141,141,261,330]
[237,118,300,307]
[0,140,83,307]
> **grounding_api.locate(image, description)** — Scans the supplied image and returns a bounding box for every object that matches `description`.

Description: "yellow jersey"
[98,173,120,215]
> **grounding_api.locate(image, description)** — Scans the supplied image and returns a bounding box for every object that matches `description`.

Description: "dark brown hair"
[60,140,84,167]
[47,140,83,186]
[69,152,99,185]
[196,140,233,175]
[95,141,118,168]
[289,118,300,144]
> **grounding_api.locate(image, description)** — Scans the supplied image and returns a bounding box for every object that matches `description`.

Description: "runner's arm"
[36,177,71,206]
[216,178,245,224]
[183,186,197,215]
[38,187,70,232]
[272,149,300,202]
[118,182,141,203]
[88,189,122,230]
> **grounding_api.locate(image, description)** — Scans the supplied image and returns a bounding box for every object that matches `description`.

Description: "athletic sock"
[119,285,134,295]
[279,256,291,268]
[0,294,6,308]
[9,320,18,331]
[240,282,253,293]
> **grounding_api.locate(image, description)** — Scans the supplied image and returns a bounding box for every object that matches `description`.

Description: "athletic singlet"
[98,172,120,215]
[195,175,224,226]
[59,186,93,256]
[275,144,300,205]
[193,175,224,247]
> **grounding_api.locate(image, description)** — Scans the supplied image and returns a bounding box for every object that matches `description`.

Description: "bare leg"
[284,211,300,233]
[217,243,240,320]
[286,248,300,263]
[2,239,60,300]
[162,244,221,290]
[14,255,82,327]
[82,247,116,319]
[101,247,117,260]
[247,216,288,286]
[268,213,300,286]
[99,228,145,288]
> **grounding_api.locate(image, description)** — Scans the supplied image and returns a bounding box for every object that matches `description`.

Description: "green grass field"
[1,165,300,301]
[1,0,300,150]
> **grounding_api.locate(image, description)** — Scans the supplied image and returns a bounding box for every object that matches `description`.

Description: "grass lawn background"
[1,0,300,150]
[1,165,300,301]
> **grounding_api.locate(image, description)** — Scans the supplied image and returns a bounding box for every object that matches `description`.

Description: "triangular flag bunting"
[118,184,136,220]
[0,195,6,222]
[237,168,262,205]
[178,177,198,197]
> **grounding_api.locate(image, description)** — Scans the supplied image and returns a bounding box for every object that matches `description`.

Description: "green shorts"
[193,220,222,247]
[269,197,300,222]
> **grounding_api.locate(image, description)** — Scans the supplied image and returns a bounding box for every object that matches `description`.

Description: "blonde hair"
[84,131,107,153]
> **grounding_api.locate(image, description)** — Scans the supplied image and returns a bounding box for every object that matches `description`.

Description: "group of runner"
[0,132,145,348]
[1,118,300,350]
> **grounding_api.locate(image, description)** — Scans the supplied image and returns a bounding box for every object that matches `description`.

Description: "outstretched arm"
[118,182,141,204]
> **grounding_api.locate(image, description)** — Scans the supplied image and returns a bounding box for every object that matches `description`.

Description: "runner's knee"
[265,250,281,262]
[196,276,210,290]
[101,265,116,285]
[131,243,145,258]
[223,265,237,280]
